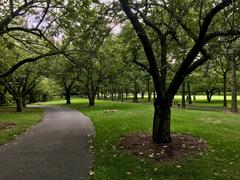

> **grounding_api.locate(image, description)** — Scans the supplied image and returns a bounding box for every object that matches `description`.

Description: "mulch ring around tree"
[0,122,16,130]
[118,133,207,162]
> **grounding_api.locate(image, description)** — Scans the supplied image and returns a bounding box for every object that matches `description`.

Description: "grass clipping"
[118,133,207,162]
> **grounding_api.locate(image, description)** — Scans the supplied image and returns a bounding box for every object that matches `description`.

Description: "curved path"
[0,106,95,180]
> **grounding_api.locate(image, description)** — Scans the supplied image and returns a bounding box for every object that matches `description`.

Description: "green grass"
[0,107,43,145]
[109,94,240,110]
[43,98,240,180]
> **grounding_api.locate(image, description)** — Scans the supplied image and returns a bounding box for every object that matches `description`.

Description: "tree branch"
[0,51,60,78]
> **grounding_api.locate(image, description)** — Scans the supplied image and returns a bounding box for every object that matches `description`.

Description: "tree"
[48,57,78,105]
[119,0,240,143]
[0,64,43,112]
[0,0,66,77]
[229,40,240,112]
[0,85,7,104]
[212,43,231,107]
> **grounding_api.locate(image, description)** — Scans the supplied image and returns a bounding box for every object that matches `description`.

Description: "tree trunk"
[125,89,128,100]
[223,72,227,107]
[141,92,144,99]
[88,95,95,106]
[133,81,138,103]
[23,97,26,107]
[187,81,192,104]
[206,91,211,102]
[66,93,71,105]
[148,92,151,102]
[111,93,114,101]
[65,88,71,105]
[182,82,186,108]
[152,98,172,143]
[16,97,23,112]
[231,59,238,112]
[147,79,151,102]
[133,91,138,103]
[0,88,7,104]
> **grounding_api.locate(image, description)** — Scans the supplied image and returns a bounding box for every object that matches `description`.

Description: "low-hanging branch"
[0,51,60,78]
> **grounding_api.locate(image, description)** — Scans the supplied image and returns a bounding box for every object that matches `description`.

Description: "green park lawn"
[43,98,240,180]
[0,107,43,145]
[174,95,235,108]
[117,94,240,109]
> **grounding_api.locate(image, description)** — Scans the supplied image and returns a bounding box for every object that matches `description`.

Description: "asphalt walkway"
[0,106,95,180]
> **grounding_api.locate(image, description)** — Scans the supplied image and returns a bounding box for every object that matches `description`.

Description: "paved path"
[0,106,95,180]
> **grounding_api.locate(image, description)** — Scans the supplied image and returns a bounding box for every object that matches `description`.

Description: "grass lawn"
[43,98,240,180]
[173,95,236,108]
[114,95,240,110]
[0,107,43,145]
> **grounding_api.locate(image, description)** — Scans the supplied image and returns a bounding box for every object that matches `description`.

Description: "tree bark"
[16,97,23,112]
[22,97,26,107]
[88,94,95,106]
[231,58,238,112]
[66,90,71,105]
[147,78,151,102]
[133,91,138,103]
[0,88,7,104]
[187,81,192,104]
[182,82,186,108]
[223,72,227,107]
[152,98,172,143]
[206,91,212,102]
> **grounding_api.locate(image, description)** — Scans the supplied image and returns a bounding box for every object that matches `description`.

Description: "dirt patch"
[118,133,207,162]
[0,122,16,130]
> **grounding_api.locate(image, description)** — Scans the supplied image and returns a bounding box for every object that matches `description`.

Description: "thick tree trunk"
[182,82,186,108]
[206,91,211,102]
[133,91,138,103]
[65,88,71,105]
[152,98,172,143]
[231,59,238,112]
[0,88,7,104]
[187,81,192,104]
[88,95,95,106]
[66,93,71,105]
[23,97,26,107]
[223,72,227,107]
[141,92,144,99]
[16,97,23,112]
